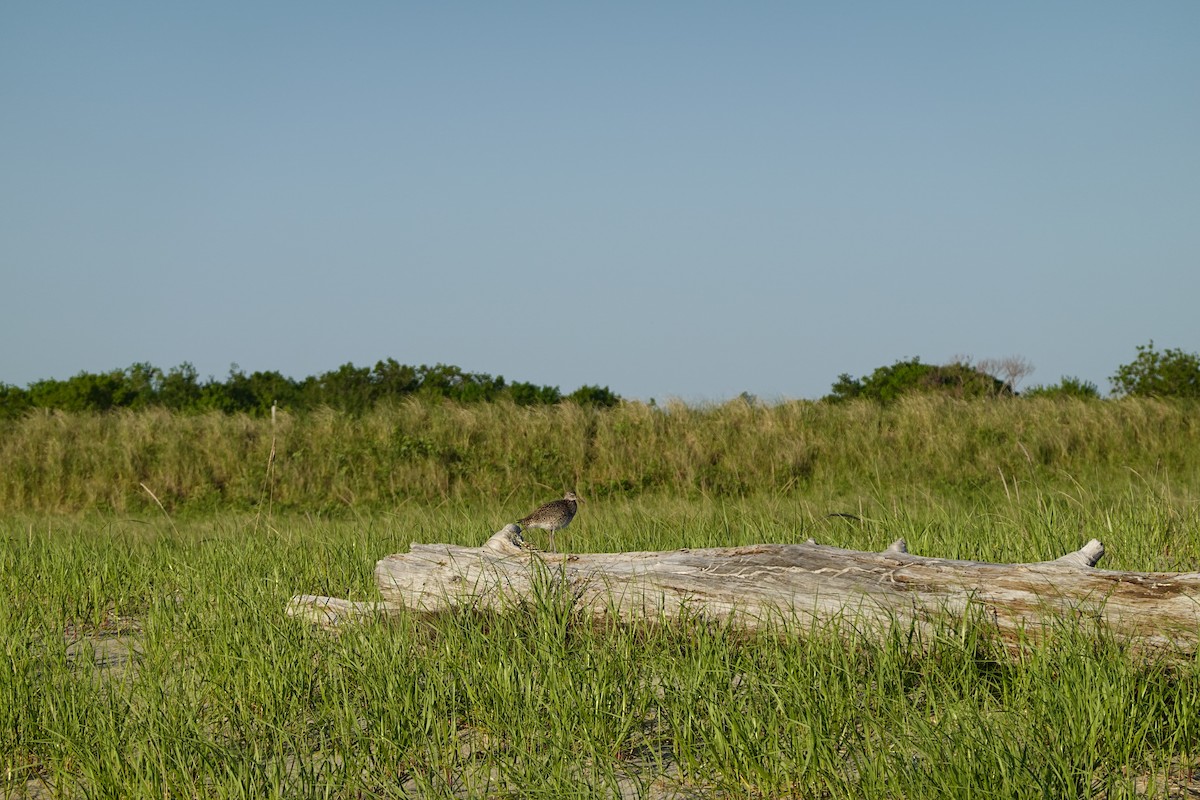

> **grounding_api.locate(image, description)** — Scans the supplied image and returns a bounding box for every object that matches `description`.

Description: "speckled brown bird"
[517,491,579,551]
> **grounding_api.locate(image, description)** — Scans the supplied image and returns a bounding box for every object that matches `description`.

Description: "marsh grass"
[3,482,1200,798]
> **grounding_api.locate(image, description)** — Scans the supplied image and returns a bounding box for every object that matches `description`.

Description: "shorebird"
[517,491,579,551]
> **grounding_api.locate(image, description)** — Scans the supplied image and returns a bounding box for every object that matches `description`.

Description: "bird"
[517,491,580,551]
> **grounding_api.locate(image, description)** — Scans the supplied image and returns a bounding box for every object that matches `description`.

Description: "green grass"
[4,483,1200,798]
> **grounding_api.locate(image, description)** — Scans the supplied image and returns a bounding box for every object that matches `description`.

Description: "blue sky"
[3,3,1197,401]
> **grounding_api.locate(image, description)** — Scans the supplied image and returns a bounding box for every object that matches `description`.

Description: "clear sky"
[3,3,1198,401]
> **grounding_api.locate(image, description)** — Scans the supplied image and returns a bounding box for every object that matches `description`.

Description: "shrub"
[825,358,1008,404]
[509,381,562,406]
[1024,377,1101,400]
[566,385,621,408]
[0,384,32,420]
[1110,341,1200,398]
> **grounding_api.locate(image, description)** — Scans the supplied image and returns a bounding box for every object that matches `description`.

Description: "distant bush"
[1110,341,1200,398]
[0,384,33,418]
[508,381,562,406]
[1023,377,1101,400]
[566,384,621,408]
[825,358,1008,404]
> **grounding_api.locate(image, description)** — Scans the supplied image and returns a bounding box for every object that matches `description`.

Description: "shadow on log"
[287,525,1200,652]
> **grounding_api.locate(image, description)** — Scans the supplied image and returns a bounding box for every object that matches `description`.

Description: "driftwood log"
[288,525,1200,651]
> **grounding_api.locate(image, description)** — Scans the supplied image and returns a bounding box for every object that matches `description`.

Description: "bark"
[287,525,1200,651]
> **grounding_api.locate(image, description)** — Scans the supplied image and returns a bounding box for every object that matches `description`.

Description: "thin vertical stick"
[140,482,180,537]
[254,402,278,536]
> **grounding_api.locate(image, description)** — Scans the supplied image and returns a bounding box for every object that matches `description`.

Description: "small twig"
[254,402,279,537]
[139,482,180,537]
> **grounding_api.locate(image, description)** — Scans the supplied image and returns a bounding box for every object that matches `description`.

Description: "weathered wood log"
[286,595,389,628]
[287,525,1200,651]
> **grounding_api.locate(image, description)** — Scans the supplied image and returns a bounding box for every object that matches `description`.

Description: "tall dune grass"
[0,396,1197,513]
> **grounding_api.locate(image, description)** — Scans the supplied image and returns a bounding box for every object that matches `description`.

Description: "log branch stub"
[1053,538,1105,568]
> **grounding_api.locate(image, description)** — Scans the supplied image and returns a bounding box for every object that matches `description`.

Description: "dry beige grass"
[0,397,1197,514]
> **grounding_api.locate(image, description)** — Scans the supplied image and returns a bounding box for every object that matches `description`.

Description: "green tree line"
[1,341,1195,420]
[0,359,620,420]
